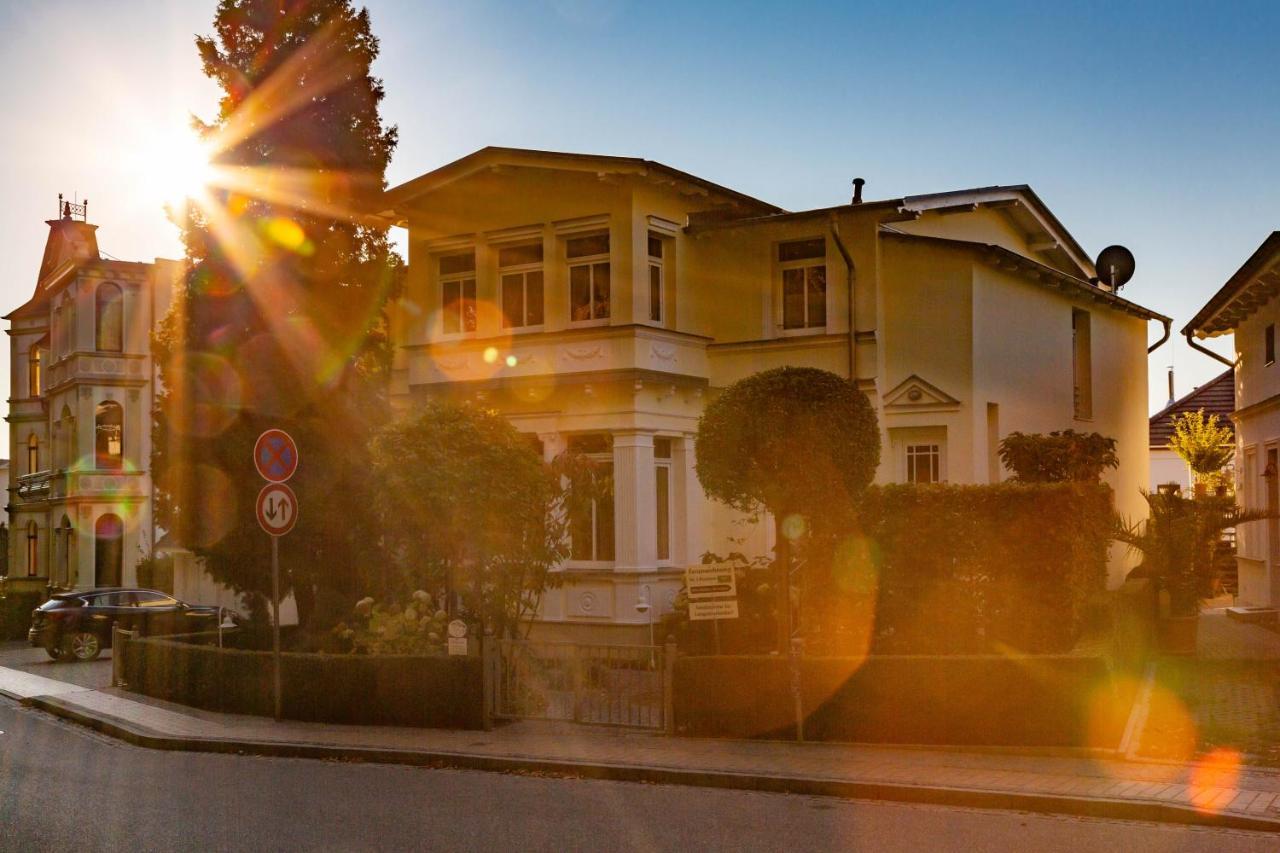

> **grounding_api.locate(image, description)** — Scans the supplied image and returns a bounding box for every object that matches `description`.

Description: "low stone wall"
[121,635,484,730]
[673,654,1136,748]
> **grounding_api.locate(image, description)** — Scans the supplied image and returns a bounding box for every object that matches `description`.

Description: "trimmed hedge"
[0,589,44,641]
[122,635,484,729]
[674,654,1135,748]
[818,483,1114,654]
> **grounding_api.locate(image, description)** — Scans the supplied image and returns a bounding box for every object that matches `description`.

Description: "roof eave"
[882,230,1169,323]
[1183,232,1280,338]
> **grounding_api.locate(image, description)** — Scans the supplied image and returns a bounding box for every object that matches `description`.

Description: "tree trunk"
[775,513,791,655]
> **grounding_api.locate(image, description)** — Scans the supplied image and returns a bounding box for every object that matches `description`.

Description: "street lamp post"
[635,585,655,667]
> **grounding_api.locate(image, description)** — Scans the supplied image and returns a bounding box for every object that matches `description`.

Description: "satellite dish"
[1094,245,1135,291]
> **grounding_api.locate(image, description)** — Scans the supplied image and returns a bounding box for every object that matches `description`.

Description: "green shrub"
[998,430,1118,483]
[783,482,1114,655]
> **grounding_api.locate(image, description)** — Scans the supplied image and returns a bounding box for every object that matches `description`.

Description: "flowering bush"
[333,591,449,655]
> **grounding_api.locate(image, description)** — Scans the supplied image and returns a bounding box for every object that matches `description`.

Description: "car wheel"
[45,645,64,661]
[63,631,102,662]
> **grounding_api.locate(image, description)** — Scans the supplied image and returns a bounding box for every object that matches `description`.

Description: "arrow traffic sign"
[254,429,299,483]
[256,482,299,537]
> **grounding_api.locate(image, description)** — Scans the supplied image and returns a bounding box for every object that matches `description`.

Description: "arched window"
[95,514,123,587]
[29,345,41,397]
[95,401,123,469]
[58,406,74,470]
[95,283,123,352]
[27,434,39,474]
[26,522,39,578]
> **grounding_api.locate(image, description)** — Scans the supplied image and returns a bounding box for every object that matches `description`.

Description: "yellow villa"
[379,147,1169,642]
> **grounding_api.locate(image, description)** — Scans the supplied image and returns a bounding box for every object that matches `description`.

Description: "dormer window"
[439,252,477,335]
[499,242,544,329]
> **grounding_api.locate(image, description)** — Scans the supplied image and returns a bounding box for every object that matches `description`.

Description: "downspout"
[1182,328,1236,368]
[829,213,857,382]
[1147,317,1172,354]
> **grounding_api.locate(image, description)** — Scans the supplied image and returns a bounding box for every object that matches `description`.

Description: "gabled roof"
[881,229,1170,323]
[1184,232,1280,338]
[379,147,783,224]
[883,374,961,412]
[1148,369,1235,448]
[897,185,1095,281]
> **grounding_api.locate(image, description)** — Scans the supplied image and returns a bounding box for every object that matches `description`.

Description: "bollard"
[111,626,134,688]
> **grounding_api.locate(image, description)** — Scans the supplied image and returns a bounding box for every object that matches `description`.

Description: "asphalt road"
[0,697,1275,852]
[0,640,114,690]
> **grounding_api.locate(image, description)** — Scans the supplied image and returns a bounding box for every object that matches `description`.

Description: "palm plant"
[1116,492,1268,616]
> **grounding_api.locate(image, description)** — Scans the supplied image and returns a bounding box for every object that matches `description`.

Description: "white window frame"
[906,443,942,484]
[438,251,477,338]
[647,233,665,326]
[498,242,545,332]
[654,437,673,564]
[567,435,615,567]
[566,233,611,326]
[776,238,828,335]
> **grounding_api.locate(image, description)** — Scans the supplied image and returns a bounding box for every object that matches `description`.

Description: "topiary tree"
[998,430,1118,483]
[1167,409,1234,492]
[695,367,880,651]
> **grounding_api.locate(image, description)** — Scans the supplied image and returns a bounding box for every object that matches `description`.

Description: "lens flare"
[781,514,807,540]
[483,347,499,364]
[1189,748,1243,813]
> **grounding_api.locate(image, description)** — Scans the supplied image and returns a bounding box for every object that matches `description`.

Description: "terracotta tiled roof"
[1149,369,1235,448]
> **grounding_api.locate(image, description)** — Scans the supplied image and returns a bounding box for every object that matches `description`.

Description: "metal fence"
[494,640,668,730]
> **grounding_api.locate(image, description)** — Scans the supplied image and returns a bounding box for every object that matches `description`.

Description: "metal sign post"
[254,430,299,723]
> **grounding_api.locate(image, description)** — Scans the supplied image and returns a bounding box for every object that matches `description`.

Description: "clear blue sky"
[2,0,1275,451]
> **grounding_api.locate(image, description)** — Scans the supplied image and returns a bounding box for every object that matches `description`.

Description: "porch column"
[613,431,656,572]
[672,433,706,567]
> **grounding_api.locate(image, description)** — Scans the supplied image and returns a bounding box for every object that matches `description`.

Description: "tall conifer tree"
[154,0,400,626]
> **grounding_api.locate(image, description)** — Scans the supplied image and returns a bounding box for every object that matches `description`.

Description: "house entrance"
[492,640,668,730]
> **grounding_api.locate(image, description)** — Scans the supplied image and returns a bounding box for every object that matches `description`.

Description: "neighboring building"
[5,199,179,590]
[380,147,1169,642]
[1148,369,1235,491]
[1185,232,1280,607]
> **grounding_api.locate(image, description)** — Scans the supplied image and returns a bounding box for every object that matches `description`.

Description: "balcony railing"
[15,470,54,500]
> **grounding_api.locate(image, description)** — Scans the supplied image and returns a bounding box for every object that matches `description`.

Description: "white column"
[612,431,656,572]
[673,433,706,567]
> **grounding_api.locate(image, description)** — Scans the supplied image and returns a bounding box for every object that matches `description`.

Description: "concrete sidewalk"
[2,664,1279,833]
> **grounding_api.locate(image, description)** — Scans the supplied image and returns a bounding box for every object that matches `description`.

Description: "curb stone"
[19,693,1280,834]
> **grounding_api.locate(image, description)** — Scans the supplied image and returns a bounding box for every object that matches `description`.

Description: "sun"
[138,126,216,211]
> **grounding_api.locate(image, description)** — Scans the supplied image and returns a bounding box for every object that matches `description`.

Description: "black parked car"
[28,588,229,662]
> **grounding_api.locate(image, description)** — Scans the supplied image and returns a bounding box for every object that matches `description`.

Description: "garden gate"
[491,640,670,730]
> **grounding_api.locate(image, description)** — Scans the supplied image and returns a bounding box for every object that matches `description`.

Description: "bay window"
[440,251,477,335]
[567,233,610,322]
[499,242,545,329]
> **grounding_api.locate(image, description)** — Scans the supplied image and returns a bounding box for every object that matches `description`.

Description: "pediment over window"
[883,374,961,413]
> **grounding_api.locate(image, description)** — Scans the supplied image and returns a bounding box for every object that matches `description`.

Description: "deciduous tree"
[369,402,568,639]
